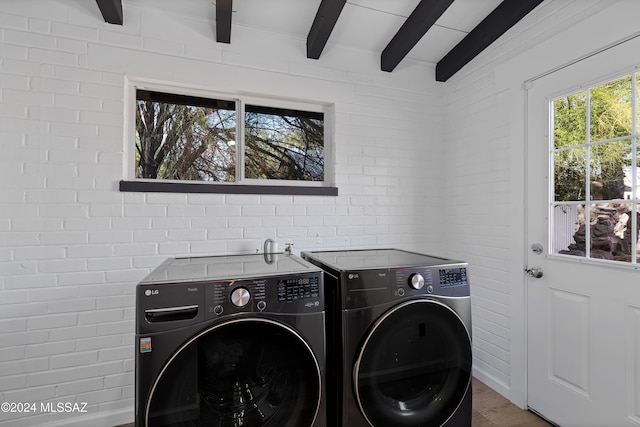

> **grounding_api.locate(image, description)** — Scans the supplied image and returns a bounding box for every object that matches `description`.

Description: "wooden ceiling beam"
[381,0,455,72]
[307,0,347,59]
[95,0,123,25]
[216,0,233,44]
[436,0,544,82]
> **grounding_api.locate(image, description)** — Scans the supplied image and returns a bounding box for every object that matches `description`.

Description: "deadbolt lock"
[531,243,543,255]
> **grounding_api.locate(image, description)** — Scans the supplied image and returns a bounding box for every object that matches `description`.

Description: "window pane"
[135,90,237,182]
[555,203,635,262]
[553,204,584,257]
[554,147,586,201]
[553,91,586,150]
[590,77,632,142]
[589,140,632,200]
[588,202,633,262]
[244,105,324,181]
[626,166,639,200]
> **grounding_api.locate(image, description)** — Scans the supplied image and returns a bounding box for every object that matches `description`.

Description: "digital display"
[277,276,320,302]
[439,268,468,287]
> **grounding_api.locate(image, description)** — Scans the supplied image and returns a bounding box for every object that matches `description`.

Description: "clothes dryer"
[135,252,326,427]
[302,248,472,427]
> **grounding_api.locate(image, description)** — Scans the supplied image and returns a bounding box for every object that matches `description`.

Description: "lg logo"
[144,289,159,296]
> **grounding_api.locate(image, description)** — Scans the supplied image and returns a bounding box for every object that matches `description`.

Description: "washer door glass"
[354,300,472,427]
[147,318,321,427]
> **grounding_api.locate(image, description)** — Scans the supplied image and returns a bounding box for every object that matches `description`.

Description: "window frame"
[120,77,337,196]
[549,71,639,266]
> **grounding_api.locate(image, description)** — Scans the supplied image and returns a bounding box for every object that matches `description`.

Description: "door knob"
[524,266,543,278]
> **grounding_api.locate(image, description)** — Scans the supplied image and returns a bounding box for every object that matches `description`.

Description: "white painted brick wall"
[0,0,444,425]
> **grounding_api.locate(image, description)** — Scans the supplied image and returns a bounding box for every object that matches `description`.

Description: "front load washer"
[302,248,472,427]
[135,252,326,427]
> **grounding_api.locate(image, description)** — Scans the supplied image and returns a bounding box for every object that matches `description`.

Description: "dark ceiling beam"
[216,0,233,44]
[436,0,544,82]
[381,0,455,72]
[95,0,123,25]
[307,0,347,59]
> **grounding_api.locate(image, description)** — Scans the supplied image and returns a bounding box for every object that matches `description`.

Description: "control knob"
[231,287,251,307]
[409,273,425,290]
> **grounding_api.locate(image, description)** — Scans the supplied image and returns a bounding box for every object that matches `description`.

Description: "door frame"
[483,2,640,410]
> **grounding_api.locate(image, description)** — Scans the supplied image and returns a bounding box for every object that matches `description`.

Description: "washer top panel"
[140,253,320,285]
[302,249,462,271]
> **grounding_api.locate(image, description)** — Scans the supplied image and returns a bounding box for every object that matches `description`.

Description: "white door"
[526,36,640,427]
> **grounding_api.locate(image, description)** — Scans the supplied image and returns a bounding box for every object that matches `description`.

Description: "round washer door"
[146,318,321,427]
[354,299,472,427]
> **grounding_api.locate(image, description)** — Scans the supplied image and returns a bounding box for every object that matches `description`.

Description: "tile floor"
[119,377,553,427]
[471,378,553,427]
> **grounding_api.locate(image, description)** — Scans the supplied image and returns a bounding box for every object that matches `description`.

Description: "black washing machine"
[302,248,472,427]
[135,252,326,427]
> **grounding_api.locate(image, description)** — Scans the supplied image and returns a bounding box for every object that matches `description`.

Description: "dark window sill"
[119,180,338,196]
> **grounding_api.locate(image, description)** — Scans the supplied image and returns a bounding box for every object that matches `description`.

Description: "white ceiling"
[230,0,504,65]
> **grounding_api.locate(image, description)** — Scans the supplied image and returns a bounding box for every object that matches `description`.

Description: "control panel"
[394,264,468,298]
[204,273,322,318]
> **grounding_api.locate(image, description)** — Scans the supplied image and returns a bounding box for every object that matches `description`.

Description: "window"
[551,73,639,264]
[243,105,324,182]
[135,90,237,182]
[121,78,336,196]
